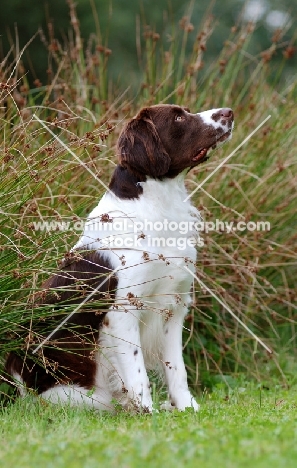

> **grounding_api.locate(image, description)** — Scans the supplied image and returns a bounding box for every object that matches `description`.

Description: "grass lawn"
[1,386,297,468]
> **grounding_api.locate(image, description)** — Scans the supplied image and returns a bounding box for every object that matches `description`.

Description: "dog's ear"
[117,108,171,178]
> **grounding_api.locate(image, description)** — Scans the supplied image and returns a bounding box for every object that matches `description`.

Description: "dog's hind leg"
[40,384,113,411]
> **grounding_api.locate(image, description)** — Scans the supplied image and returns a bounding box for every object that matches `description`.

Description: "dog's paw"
[160,395,199,412]
[125,396,154,414]
[172,394,200,412]
[180,398,200,412]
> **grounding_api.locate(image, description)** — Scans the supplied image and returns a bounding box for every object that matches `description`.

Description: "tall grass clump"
[1,0,296,401]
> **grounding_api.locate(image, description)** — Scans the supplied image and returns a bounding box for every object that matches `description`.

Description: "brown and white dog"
[6,104,234,412]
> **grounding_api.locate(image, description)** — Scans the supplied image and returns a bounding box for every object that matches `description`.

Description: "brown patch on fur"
[103,316,110,327]
[5,251,117,394]
[117,107,171,179]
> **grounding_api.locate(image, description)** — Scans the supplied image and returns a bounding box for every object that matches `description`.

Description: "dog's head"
[117,104,234,179]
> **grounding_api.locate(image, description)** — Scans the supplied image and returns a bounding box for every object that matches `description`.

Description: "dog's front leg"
[100,307,153,412]
[162,307,199,411]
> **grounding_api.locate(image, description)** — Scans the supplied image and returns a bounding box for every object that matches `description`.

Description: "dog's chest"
[76,177,201,254]
[74,177,199,302]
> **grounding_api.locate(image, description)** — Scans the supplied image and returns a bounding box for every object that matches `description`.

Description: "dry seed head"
[185,23,194,33]
[164,51,171,64]
[283,46,296,59]
[261,48,275,63]
[272,28,283,43]
[143,26,153,39]
[33,79,42,87]
[177,83,185,96]
[246,22,255,34]
[142,251,150,261]
[179,16,189,30]
[0,81,12,90]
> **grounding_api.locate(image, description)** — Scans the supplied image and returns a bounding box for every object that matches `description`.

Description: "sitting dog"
[6,104,234,412]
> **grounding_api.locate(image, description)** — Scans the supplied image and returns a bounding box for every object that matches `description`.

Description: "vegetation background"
[0,0,297,404]
[1,0,297,87]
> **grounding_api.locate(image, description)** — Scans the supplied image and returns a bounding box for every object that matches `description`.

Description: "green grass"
[1,385,297,467]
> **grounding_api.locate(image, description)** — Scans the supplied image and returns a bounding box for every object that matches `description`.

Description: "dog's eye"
[175,115,185,122]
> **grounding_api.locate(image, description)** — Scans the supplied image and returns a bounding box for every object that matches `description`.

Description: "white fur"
[197,108,234,133]
[12,372,27,397]
[40,385,113,410]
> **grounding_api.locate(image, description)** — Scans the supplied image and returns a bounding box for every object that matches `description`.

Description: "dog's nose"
[220,108,234,120]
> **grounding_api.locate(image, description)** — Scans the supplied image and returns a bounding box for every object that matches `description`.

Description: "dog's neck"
[109,164,189,200]
[109,165,144,199]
